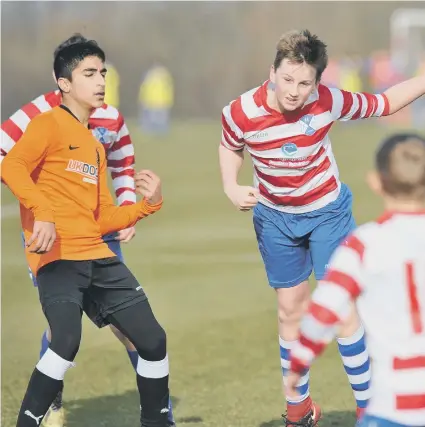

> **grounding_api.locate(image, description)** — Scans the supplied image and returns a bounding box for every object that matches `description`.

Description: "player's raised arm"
[1,114,54,222]
[96,155,162,235]
[219,102,259,210]
[327,74,425,122]
[382,74,425,115]
[289,234,366,377]
[106,112,137,206]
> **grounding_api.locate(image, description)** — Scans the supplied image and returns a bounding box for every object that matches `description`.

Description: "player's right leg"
[16,260,87,427]
[20,232,65,427]
[89,258,170,427]
[253,203,321,427]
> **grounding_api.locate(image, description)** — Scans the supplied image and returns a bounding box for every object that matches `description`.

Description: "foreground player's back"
[355,214,425,424]
[288,134,425,427]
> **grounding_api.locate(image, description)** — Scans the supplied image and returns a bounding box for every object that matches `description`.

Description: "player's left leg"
[104,234,140,366]
[309,184,371,418]
[89,257,172,427]
[104,234,175,424]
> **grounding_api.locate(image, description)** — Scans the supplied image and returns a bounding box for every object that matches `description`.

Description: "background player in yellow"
[138,64,174,135]
[104,61,120,109]
[339,55,363,93]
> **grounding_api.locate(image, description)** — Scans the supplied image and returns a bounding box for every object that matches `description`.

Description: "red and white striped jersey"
[291,212,425,426]
[1,91,136,206]
[221,81,390,213]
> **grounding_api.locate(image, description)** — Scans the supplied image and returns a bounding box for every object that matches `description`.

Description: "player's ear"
[366,170,383,196]
[57,77,71,94]
[270,65,276,84]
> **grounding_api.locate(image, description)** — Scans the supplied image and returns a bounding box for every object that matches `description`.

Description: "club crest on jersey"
[281,142,298,157]
[299,114,316,136]
[92,127,115,145]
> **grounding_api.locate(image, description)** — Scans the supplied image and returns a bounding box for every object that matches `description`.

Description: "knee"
[278,303,304,325]
[135,324,167,362]
[338,301,362,338]
[46,303,82,361]
[277,293,309,326]
[50,327,81,361]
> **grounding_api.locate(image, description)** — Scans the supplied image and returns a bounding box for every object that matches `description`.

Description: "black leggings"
[45,299,166,362]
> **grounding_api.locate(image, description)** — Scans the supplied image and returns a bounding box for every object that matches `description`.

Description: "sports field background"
[2,2,422,425]
[2,120,398,427]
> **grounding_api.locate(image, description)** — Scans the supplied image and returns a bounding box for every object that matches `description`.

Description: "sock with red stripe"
[280,337,311,419]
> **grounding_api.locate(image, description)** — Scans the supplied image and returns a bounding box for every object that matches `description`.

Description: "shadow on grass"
[260,410,356,427]
[66,391,203,426]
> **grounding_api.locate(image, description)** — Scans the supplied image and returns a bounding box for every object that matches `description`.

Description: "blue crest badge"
[281,142,298,157]
[92,127,115,144]
[299,114,316,136]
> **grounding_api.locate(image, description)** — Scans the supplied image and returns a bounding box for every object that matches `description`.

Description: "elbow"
[1,157,13,183]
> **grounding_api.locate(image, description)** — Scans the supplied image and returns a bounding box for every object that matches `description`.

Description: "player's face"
[68,56,106,109]
[270,59,318,112]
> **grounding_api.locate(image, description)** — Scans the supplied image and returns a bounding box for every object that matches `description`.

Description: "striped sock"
[279,337,310,404]
[337,325,371,409]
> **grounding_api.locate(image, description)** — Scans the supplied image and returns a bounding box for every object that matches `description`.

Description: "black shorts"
[36,257,147,328]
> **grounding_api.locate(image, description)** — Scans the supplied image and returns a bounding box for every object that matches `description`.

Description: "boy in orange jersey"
[2,40,171,427]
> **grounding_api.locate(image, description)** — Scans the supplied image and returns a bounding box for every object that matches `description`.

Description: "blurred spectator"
[412,57,425,129]
[104,62,120,109]
[339,55,363,93]
[138,64,174,135]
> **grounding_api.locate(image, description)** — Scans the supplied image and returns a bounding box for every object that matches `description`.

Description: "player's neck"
[383,197,425,213]
[61,97,92,128]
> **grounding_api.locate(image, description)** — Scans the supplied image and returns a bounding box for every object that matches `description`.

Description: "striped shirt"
[1,90,136,206]
[221,81,390,213]
[291,212,425,426]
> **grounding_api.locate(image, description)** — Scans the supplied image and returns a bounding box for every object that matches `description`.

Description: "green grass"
[1,119,394,426]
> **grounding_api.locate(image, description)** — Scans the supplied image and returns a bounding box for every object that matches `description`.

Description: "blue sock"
[39,330,50,360]
[337,325,371,409]
[127,350,139,371]
[168,397,174,424]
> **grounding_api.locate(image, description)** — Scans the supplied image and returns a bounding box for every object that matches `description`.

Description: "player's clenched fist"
[26,221,56,254]
[225,185,260,211]
[135,170,162,205]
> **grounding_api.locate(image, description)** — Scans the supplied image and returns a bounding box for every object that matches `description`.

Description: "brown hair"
[273,30,328,82]
[376,133,425,200]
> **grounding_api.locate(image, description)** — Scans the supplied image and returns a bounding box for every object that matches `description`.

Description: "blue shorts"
[22,231,124,287]
[358,415,413,427]
[253,183,356,288]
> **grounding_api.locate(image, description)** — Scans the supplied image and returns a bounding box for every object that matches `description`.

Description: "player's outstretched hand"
[285,371,302,399]
[26,221,56,254]
[116,226,136,243]
[135,170,162,205]
[225,185,260,211]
